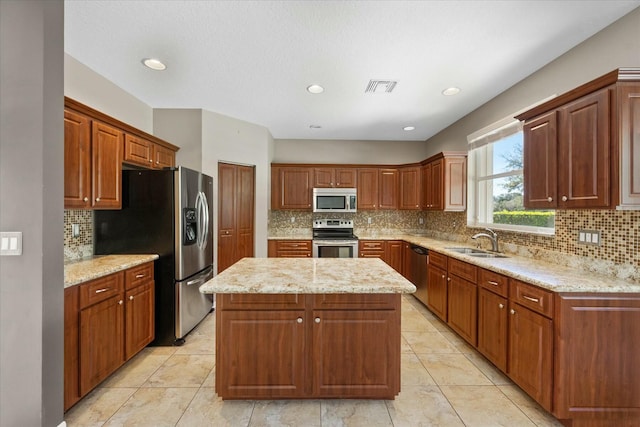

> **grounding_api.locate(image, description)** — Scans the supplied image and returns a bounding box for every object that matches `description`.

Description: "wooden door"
[523,111,558,208]
[558,88,610,208]
[279,167,313,209]
[64,110,92,209]
[508,302,553,411]
[79,294,124,395]
[378,169,399,209]
[217,310,306,399]
[64,286,80,410]
[357,168,379,209]
[125,282,154,360]
[447,275,478,346]
[429,159,444,210]
[313,168,334,187]
[335,168,356,187]
[218,163,237,273]
[383,241,403,274]
[236,165,255,260]
[477,288,508,371]
[399,167,421,210]
[91,122,123,209]
[426,265,447,321]
[312,309,399,398]
[123,134,153,167]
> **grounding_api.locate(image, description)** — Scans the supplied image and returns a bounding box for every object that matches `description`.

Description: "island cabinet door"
[216,310,306,399]
[311,309,400,399]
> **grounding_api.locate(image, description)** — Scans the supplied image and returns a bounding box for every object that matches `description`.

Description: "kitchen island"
[200,257,416,400]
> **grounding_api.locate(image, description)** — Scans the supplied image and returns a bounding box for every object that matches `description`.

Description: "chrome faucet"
[472,228,499,252]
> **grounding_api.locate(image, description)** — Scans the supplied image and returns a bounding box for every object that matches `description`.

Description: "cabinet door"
[64,110,92,209]
[64,286,80,411]
[558,88,611,208]
[378,169,399,209]
[335,168,356,187]
[421,163,432,209]
[152,144,175,169]
[312,309,399,398]
[447,275,477,346]
[91,122,123,209]
[508,302,553,411]
[80,294,124,395]
[399,167,421,210]
[383,240,404,274]
[429,159,444,210]
[124,134,153,167]
[279,167,313,209]
[217,310,306,399]
[125,282,154,360]
[477,288,507,371]
[443,156,467,211]
[236,165,255,260]
[523,111,558,208]
[218,163,237,273]
[313,168,334,187]
[357,168,379,209]
[618,84,640,208]
[426,264,448,321]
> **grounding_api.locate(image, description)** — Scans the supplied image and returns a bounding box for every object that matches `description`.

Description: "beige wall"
[422,7,640,156]
[153,109,203,171]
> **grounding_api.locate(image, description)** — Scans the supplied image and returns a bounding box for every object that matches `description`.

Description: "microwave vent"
[365,80,397,94]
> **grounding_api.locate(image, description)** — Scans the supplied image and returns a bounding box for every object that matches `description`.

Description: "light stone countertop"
[200,257,416,294]
[64,254,159,288]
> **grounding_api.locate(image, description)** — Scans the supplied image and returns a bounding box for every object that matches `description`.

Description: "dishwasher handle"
[410,245,428,255]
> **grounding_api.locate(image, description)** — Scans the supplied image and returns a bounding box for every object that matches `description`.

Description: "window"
[467,117,555,234]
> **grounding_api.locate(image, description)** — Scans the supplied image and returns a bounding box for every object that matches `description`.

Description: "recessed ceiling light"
[307,84,324,94]
[442,87,461,96]
[142,58,166,71]
[403,126,416,131]
[309,125,322,129]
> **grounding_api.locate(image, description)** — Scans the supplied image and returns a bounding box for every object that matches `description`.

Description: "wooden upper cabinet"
[378,169,398,209]
[422,153,466,211]
[517,68,640,210]
[152,144,175,169]
[64,110,92,209]
[399,166,421,210]
[313,167,356,188]
[272,166,313,210]
[124,134,153,167]
[91,122,123,209]
[523,111,558,208]
[357,168,379,209]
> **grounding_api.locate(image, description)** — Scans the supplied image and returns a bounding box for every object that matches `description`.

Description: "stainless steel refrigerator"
[94,166,214,345]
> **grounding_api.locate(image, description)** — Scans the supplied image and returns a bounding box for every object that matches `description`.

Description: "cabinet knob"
[156,160,160,164]
[83,197,89,202]
[129,295,134,300]
[510,309,516,315]
[562,195,568,202]
[547,197,553,202]
[119,300,123,305]
[297,317,303,323]
[149,159,153,163]
[96,197,101,202]
[447,277,451,282]
[373,204,376,208]
[499,303,504,309]
[441,274,445,279]
[416,204,418,207]
[306,254,310,257]
[331,182,334,186]
[315,317,321,323]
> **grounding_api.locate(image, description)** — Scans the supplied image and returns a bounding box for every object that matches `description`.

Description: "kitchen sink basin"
[445,247,508,258]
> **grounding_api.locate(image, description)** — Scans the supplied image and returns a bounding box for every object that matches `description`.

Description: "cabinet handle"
[487,281,499,286]
[315,317,321,323]
[547,197,553,202]
[83,197,89,202]
[291,244,298,247]
[95,288,109,294]
[510,309,516,315]
[441,274,445,279]
[499,303,504,309]
[297,317,303,324]
[135,274,145,278]
[522,295,540,303]
[119,300,124,305]
[129,295,134,300]
[95,197,101,202]
[562,195,568,202]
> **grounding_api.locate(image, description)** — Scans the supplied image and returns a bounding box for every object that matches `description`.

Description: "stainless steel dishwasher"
[408,245,429,305]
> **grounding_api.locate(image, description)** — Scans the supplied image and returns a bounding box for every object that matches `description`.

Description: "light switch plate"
[0,232,22,256]
[578,229,601,246]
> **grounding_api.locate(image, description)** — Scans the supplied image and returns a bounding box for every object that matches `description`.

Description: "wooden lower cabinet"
[426,263,447,321]
[125,281,154,360]
[447,274,477,346]
[64,286,81,410]
[477,287,508,372]
[358,240,403,274]
[268,240,312,258]
[216,293,400,399]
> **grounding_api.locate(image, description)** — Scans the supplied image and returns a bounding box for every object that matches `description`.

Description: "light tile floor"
[64,295,563,427]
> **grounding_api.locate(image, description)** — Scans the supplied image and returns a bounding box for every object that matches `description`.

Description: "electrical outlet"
[72,224,80,237]
[0,232,22,256]
[368,217,372,225]
[419,218,424,224]
[290,217,295,223]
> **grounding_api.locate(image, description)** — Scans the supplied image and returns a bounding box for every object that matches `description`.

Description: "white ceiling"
[64,1,639,141]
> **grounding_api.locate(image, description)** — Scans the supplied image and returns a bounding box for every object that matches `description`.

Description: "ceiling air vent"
[365,80,397,94]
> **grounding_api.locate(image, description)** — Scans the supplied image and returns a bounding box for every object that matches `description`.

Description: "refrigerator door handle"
[195,191,204,249]
[201,191,210,250]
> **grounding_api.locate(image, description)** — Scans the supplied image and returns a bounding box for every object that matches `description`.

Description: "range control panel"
[313,219,353,229]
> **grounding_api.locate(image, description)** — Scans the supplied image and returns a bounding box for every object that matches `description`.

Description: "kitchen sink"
[445,247,508,258]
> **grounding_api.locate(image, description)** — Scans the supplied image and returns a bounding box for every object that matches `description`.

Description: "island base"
[215,293,401,400]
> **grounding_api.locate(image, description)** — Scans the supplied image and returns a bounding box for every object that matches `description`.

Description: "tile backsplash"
[64,210,93,262]
[270,209,640,281]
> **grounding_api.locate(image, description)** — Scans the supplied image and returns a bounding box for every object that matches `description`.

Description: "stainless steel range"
[312,219,358,258]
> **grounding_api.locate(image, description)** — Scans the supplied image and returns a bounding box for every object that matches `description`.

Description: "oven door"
[312,239,359,258]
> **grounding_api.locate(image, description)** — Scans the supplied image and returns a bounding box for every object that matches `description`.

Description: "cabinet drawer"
[448,258,478,283]
[312,293,399,310]
[79,272,124,309]
[125,262,154,290]
[478,268,508,297]
[359,240,384,251]
[428,251,447,270]
[219,293,306,310]
[510,279,554,318]
[277,240,311,251]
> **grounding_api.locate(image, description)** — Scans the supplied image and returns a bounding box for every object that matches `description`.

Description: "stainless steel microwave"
[312,188,357,213]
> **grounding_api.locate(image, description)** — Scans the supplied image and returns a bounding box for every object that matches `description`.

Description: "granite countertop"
[200,257,416,294]
[64,254,159,288]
